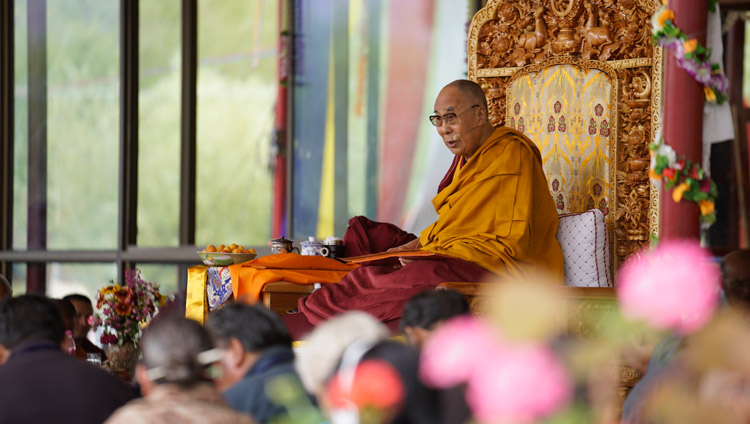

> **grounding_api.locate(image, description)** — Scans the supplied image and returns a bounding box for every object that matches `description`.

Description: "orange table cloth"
[227,253,359,304]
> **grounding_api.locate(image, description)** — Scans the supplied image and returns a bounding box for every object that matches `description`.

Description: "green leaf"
[693,191,709,201]
[700,213,717,224]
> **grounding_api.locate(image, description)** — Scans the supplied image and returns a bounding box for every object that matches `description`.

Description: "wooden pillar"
[659,0,707,241]
[726,16,750,247]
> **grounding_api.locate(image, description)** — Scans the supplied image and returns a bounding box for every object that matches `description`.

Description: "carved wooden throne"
[443,0,662,293]
[474,0,662,271]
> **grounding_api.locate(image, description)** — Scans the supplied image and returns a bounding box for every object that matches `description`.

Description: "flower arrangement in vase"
[90,269,170,376]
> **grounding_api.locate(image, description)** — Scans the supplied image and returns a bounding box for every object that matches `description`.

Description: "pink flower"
[466,344,572,422]
[420,316,501,388]
[617,240,721,334]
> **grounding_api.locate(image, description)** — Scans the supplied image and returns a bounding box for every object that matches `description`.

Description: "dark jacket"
[0,340,135,424]
[222,345,307,422]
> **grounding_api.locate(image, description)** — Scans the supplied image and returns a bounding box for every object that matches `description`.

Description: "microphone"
[451,124,482,141]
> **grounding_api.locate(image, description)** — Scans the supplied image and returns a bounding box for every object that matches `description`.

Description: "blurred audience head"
[0,295,65,351]
[136,314,219,395]
[401,289,469,348]
[62,294,93,339]
[55,298,76,333]
[338,340,446,423]
[205,302,292,391]
[722,249,750,312]
[0,274,10,301]
[296,311,388,399]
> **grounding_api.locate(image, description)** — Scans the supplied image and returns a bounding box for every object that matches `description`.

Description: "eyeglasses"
[429,104,479,127]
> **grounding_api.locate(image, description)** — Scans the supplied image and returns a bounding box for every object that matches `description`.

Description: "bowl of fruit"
[198,244,257,266]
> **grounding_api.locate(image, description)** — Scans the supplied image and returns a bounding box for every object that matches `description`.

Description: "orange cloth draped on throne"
[292,127,564,326]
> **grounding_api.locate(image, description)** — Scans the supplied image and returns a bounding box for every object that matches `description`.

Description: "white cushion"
[555,209,611,287]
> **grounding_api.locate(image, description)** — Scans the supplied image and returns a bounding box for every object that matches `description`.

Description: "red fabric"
[342,216,417,257]
[298,219,490,325]
[298,256,489,325]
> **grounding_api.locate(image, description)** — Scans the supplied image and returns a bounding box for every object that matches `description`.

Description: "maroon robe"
[282,215,489,338]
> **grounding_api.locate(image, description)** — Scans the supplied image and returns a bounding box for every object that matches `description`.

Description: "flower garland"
[649,131,718,224]
[651,0,729,104]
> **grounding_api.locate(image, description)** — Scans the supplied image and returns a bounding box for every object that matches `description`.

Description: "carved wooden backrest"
[468,0,662,274]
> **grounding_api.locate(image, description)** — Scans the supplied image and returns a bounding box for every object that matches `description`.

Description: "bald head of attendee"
[0,274,11,301]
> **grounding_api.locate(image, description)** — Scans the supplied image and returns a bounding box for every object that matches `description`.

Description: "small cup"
[300,237,329,256]
[325,244,345,258]
[87,352,102,366]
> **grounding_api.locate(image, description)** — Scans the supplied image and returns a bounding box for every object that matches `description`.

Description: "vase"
[107,342,139,381]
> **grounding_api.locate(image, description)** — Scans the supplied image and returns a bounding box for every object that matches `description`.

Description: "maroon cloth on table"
[291,216,491,328]
[342,216,417,257]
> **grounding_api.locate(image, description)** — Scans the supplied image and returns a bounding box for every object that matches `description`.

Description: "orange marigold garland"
[649,133,718,224]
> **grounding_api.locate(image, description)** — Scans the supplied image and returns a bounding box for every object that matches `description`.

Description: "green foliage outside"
[12,0,279,298]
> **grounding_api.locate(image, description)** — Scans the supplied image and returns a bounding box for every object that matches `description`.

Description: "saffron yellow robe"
[419,127,564,280]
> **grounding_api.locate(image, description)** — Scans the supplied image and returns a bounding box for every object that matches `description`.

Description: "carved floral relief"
[469,0,662,271]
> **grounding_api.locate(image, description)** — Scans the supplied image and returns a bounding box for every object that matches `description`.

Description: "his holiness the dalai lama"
[288,79,563,330]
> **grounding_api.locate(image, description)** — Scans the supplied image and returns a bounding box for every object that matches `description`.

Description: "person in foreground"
[205,302,310,422]
[105,314,256,424]
[292,79,563,330]
[400,289,470,349]
[0,295,134,424]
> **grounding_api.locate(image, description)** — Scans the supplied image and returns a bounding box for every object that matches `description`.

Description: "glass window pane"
[138,0,182,247]
[46,0,120,250]
[13,0,28,250]
[195,0,278,247]
[47,262,117,301]
[137,264,179,296]
[11,263,27,296]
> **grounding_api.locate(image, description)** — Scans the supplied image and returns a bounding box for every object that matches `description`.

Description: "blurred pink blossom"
[419,316,501,388]
[420,316,572,422]
[617,239,721,334]
[467,344,572,423]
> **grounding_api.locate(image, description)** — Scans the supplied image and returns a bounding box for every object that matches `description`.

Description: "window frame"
[0,0,293,295]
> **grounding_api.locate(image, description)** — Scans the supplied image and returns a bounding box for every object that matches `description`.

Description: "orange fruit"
[206,245,217,252]
[231,248,243,254]
[229,243,238,250]
[217,244,226,252]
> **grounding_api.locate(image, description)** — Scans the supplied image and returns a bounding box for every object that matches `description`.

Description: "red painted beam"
[660,0,708,241]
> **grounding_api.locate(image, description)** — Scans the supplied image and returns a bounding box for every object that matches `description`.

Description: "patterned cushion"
[555,209,611,287]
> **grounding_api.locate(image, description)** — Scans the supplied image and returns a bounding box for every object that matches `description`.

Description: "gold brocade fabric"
[186,266,209,324]
[506,64,613,217]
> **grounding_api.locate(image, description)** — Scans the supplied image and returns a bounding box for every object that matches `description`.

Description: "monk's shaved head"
[443,79,488,113]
